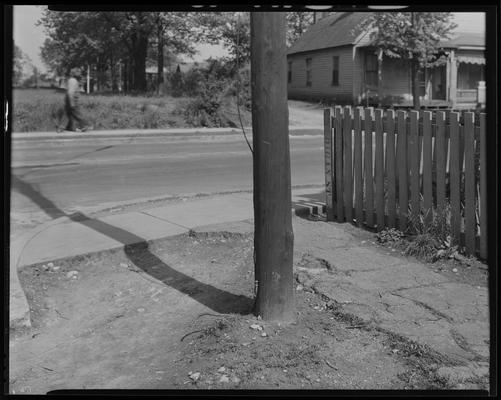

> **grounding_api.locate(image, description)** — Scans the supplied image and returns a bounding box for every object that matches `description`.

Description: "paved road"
[11,133,324,233]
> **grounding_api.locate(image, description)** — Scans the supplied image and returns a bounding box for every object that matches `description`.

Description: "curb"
[10,215,72,330]
[11,127,323,141]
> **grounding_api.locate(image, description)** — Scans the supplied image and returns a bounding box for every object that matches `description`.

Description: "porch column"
[86,63,90,94]
[448,50,457,107]
[377,48,383,107]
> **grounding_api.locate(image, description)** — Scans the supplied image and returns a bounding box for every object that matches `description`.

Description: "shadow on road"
[12,175,253,315]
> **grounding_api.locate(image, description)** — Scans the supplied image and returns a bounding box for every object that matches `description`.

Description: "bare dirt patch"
[11,230,455,393]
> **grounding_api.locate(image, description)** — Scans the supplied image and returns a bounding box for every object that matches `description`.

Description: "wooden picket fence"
[323,106,488,259]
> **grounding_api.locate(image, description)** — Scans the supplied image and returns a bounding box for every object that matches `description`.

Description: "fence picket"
[409,111,420,228]
[354,107,364,226]
[324,108,334,221]
[464,112,476,254]
[436,112,447,214]
[422,111,433,226]
[343,106,353,222]
[397,110,408,232]
[375,109,385,231]
[385,110,396,228]
[479,113,487,259]
[364,108,374,227]
[335,106,344,222]
[449,112,461,245]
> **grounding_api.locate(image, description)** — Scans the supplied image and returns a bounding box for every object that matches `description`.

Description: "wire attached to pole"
[235,12,253,155]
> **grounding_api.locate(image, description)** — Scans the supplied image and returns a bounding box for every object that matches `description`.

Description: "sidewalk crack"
[139,211,190,230]
[390,292,454,323]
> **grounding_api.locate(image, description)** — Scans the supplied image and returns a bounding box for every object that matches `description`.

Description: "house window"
[288,61,292,84]
[306,58,312,87]
[417,68,427,97]
[365,53,378,87]
[332,56,339,86]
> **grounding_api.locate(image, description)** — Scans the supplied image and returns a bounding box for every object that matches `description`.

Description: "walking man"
[64,68,91,132]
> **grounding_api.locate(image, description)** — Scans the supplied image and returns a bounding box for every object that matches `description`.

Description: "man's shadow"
[12,175,253,315]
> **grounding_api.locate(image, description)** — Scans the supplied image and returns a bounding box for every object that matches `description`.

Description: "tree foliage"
[356,12,457,109]
[13,43,32,86]
[286,12,315,46]
[38,10,201,92]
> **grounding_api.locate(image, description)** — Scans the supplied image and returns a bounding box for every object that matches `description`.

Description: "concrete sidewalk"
[10,189,326,329]
[9,189,490,388]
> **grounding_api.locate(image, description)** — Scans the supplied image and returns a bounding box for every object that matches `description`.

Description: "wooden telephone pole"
[250,12,294,322]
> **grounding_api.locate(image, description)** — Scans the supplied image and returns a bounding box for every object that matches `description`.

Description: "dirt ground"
[9,229,461,393]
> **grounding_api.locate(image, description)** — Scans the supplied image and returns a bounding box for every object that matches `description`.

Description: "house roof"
[287,12,485,55]
[287,12,371,55]
[439,32,485,48]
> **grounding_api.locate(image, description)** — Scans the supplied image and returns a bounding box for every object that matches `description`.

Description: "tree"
[13,44,31,86]
[251,12,294,322]
[286,12,315,47]
[356,12,457,109]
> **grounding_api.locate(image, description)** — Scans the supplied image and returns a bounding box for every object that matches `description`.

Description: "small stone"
[119,263,129,268]
[283,369,288,373]
[452,268,458,273]
[219,375,230,383]
[42,264,49,271]
[189,372,201,381]
[66,270,78,278]
[261,332,267,337]
[72,275,77,279]
[257,315,262,320]
[53,266,60,271]
[260,376,265,380]
[250,324,263,331]
[218,367,226,373]
[296,284,304,291]
[242,342,250,346]
[392,349,399,354]
[232,376,241,383]
[137,308,145,313]
[47,262,54,268]
[315,378,321,383]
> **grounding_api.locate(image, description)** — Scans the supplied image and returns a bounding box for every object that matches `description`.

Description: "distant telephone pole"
[251,12,294,322]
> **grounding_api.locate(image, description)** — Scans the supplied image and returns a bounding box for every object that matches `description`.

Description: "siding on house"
[288,46,355,103]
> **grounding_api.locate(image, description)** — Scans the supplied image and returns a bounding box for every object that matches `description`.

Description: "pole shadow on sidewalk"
[12,175,253,315]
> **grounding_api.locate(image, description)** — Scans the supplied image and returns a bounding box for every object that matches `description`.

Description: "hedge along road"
[10,130,325,235]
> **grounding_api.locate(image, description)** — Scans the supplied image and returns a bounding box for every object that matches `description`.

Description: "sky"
[13,6,485,74]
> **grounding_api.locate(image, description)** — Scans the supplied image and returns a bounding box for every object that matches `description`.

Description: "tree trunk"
[123,61,128,93]
[251,12,294,322]
[132,34,148,92]
[411,60,421,110]
[157,26,164,94]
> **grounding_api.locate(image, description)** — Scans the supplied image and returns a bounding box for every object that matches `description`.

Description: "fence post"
[364,107,374,227]
[435,111,447,216]
[343,106,353,222]
[409,111,420,229]
[479,113,487,259]
[386,109,397,228]
[335,106,344,222]
[422,111,433,227]
[397,110,408,232]
[449,112,461,246]
[354,107,364,226]
[375,109,385,231]
[464,112,476,255]
[324,108,334,221]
